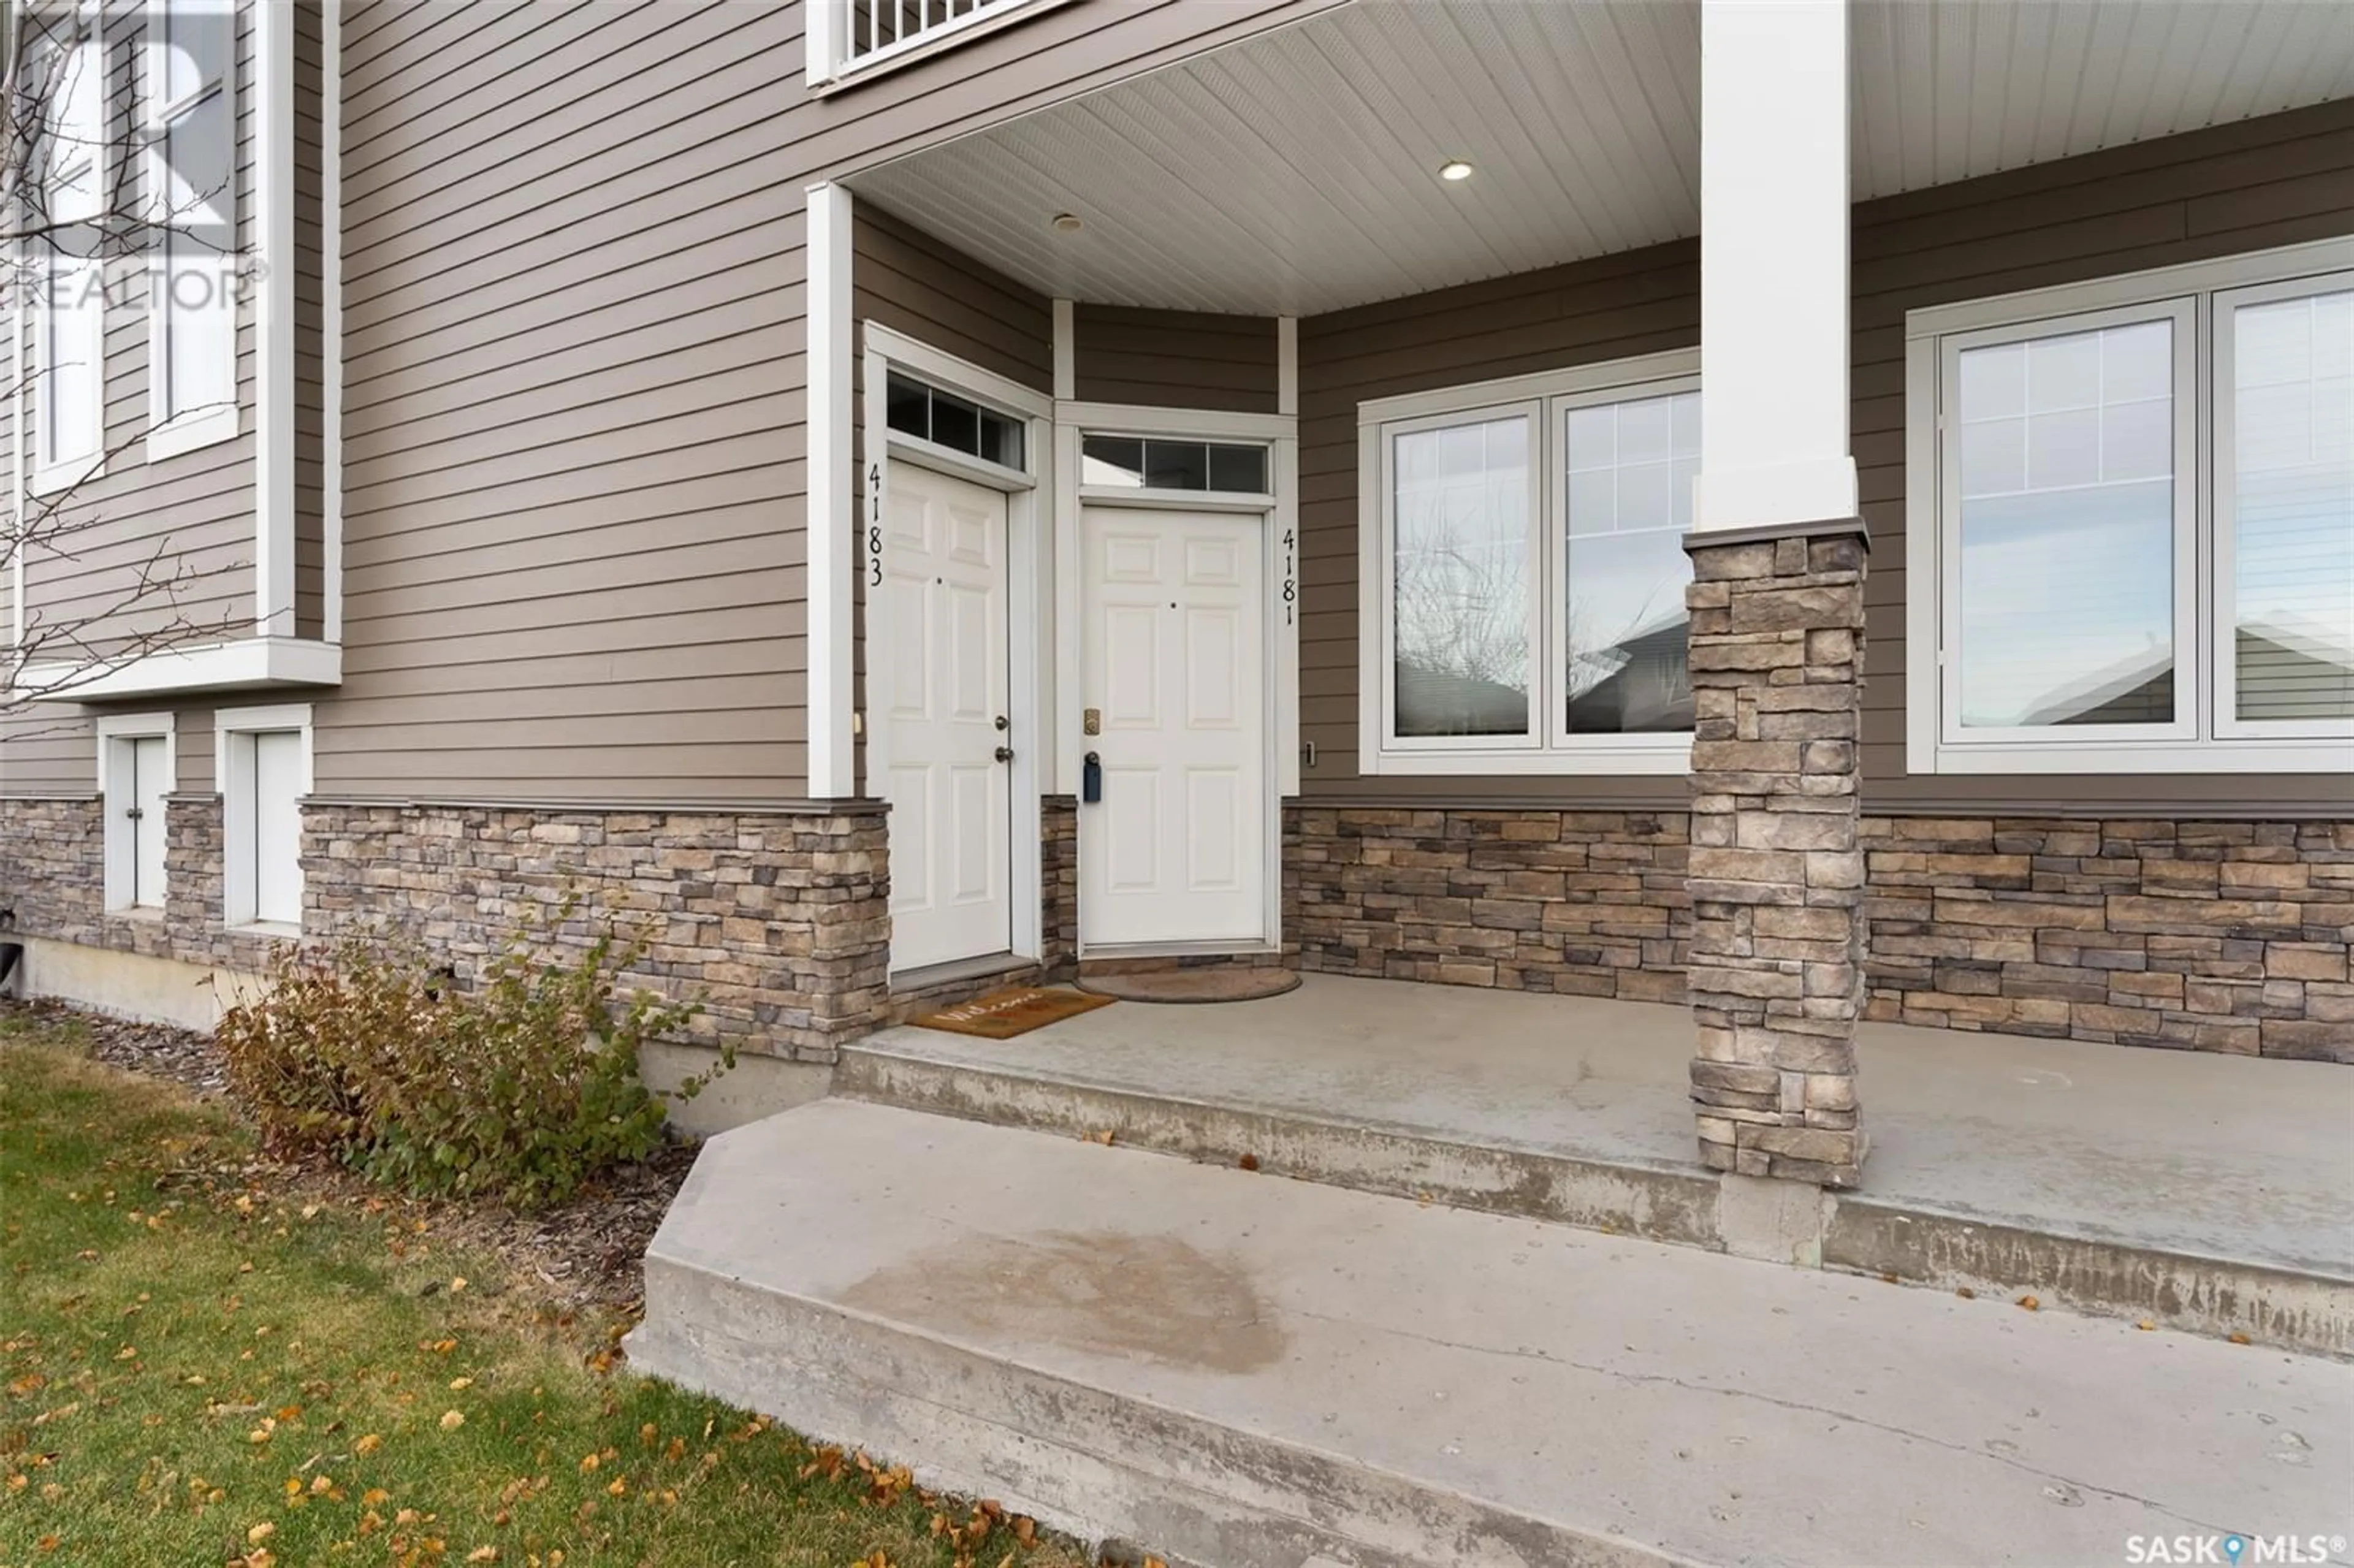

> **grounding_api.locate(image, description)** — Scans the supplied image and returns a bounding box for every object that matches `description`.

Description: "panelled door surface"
[884,463,1013,972]
[251,731,305,925]
[1081,506,1267,946]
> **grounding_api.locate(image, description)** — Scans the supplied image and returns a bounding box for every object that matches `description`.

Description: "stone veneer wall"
[12,793,2345,1064]
[1287,806,1689,1002]
[1859,817,2352,1061]
[2,793,293,976]
[5,793,1081,1064]
[300,801,893,1061]
[1287,806,2353,1064]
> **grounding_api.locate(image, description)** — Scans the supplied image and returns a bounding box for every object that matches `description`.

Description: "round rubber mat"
[1075,968,1303,1004]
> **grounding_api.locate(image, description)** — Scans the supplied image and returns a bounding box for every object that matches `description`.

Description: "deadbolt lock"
[1083,707,1101,736]
[994,714,1010,732]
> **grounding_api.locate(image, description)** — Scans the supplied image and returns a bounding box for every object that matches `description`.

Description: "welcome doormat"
[910,986,1116,1040]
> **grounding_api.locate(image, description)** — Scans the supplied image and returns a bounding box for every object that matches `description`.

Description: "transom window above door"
[885,371,1024,470]
[1081,436,1269,495]
[1357,350,1701,777]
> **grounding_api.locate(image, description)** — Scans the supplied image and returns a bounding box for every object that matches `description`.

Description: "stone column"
[1683,526,1868,1187]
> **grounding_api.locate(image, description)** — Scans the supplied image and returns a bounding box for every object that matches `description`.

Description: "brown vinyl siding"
[1297,98,2354,815]
[321,0,1317,802]
[855,208,1053,394]
[1072,306,1279,413]
[292,1,327,641]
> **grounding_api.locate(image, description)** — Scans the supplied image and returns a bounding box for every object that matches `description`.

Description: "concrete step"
[627,1100,2352,1568]
[837,1032,2354,1357]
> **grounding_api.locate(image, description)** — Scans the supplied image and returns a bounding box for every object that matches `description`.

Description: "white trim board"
[321,0,344,645]
[806,180,857,799]
[252,0,296,637]
[19,636,341,702]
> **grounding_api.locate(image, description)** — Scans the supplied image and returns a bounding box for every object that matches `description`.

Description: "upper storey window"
[143,0,238,456]
[805,0,1049,89]
[28,11,108,495]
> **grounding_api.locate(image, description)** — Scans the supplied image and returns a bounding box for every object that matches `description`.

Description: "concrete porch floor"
[841,974,2354,1350]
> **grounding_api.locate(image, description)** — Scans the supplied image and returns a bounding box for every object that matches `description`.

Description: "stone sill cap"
[1684,517,1870,555]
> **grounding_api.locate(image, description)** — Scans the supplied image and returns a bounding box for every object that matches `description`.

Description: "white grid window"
[1906,240,2354,775]
[144,0,238,455]
[1358,350,1701,776]
[31,25,108,495]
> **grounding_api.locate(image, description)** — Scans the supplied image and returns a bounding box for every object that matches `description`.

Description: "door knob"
[994,745,1014,763]
[994,715,1010,731]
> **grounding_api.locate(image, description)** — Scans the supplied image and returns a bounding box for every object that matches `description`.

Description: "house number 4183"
[867,462,883,587]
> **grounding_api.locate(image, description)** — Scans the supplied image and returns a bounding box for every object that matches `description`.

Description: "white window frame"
[29,15,109,498]
[1932,298,2200,752]
[1357,349,1702,777]
[95,710,175,913]
[215,701,312,931]
[143,0,239,459]
[1904,236,2354,775]
[804,0,1071,93]
[2211,272,2354,747]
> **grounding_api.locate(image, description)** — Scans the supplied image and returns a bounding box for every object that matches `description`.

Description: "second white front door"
[1081,506,1268,948]
[885,462,1013,972]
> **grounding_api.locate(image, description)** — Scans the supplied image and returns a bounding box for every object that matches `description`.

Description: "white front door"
[1081,506,1268,947]
[884,462,1013,972]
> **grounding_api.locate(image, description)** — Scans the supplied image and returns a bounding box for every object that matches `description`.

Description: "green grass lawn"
[0,1015,1093,1568]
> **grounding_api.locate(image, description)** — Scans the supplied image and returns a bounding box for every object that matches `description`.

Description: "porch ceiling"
[844,0,2354,318]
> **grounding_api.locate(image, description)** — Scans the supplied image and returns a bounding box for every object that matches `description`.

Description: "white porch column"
[1693,0,1855,536]
[1683,0,1870,1189]
[806,181,856,799]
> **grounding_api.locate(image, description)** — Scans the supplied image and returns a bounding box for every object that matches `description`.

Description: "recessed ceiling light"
[1438,160,1474,182]
[1050,212,1084,232]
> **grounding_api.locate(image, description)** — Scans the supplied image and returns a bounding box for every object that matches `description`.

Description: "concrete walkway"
[856,974,2354,1278]
[630,1098,2354,1568]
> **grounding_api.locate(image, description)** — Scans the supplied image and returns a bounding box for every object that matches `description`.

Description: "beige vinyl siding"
[1297,97,2354,813]
[1073,306,1278,413]
[324,0,1316,802]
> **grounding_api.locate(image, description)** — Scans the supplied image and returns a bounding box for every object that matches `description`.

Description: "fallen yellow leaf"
[355,1433,382,1455]
[439,1410,465,1431]
[246,1523,276,1546]
[449,1377,473,1391]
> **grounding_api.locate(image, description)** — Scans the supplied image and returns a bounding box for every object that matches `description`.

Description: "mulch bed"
[0,995,695,1324]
